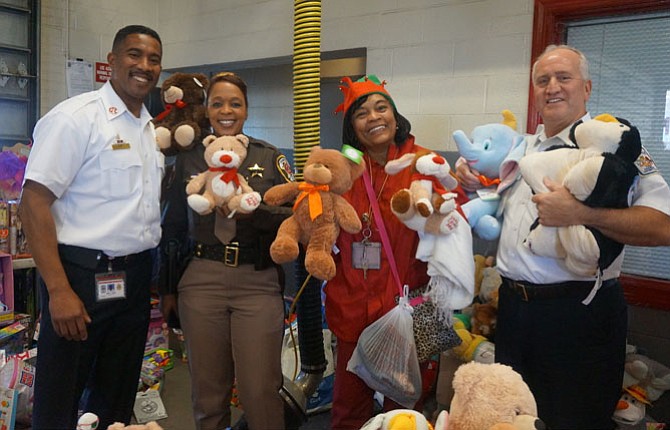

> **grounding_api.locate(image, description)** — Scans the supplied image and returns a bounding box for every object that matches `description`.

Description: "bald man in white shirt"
[457,45,670,429]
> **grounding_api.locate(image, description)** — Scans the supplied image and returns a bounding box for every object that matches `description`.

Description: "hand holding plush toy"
[385,150,475,320]
[153,72,209,154]
[186,134,261,216]
[385,150,462,235]
[264,146,365,281]
[519,114,641,278]
[452,110,526,241]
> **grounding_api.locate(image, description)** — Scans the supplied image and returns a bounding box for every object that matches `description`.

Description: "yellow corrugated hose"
[293,0,321,180]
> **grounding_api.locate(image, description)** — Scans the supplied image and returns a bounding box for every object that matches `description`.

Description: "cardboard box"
[0,253,14,327]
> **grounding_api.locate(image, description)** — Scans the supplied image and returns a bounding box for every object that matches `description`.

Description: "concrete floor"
[154,338,331,430]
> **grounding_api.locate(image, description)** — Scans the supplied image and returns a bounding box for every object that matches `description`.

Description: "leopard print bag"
[397,286,462,363]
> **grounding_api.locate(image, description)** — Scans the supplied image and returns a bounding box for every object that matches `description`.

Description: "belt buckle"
[224,242,239,267]
[514,281,529,301]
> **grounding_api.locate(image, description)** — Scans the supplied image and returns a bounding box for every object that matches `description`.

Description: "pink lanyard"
[362,168,404,296]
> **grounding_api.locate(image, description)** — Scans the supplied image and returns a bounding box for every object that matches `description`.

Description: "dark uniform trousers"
[32,245,152,430]
[495,277,627,429]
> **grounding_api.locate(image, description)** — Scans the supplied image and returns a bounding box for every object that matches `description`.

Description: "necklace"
[361,145,396,226]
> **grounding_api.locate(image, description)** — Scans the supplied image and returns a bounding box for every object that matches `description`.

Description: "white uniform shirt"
[25,81,165,257]
[497,115,670,283]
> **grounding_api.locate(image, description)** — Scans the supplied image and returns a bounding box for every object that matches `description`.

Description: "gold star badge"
[248,163,265,178]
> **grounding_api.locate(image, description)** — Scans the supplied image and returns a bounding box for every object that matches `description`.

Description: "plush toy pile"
[185,133,261,216]
[153,72,209,154]
[450,318,495,364]
[263,146,365,281]
[520,114,642,279]
[613,351,670,425]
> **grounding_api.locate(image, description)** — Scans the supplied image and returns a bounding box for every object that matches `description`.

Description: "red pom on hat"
[334,75,395,115]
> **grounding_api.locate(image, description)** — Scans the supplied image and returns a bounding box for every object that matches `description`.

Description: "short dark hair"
[112,25,162,52]
[208,72,249,107]
[341,94,411,151]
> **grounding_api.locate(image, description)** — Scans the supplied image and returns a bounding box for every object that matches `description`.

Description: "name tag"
[112,134,131,150]
[352,241,381,270]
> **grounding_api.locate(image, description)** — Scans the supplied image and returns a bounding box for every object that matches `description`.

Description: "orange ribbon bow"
[478,175,501,188]
[294,182,330,221]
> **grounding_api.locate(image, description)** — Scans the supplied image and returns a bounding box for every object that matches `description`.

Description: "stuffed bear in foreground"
[436,362,544,430]
[520,114,641,277]
[359,362,545,430]
[263,146,365,281]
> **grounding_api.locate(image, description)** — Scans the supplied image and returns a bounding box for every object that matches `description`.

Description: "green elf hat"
[334,74,395,115]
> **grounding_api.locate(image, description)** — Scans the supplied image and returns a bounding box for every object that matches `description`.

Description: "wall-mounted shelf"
[0,72,35,79]
[0,95,30,102]
[0,0,38,151]
[0,3,31,14]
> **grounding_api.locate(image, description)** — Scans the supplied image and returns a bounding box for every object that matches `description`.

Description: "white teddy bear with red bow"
[186,133,261,216]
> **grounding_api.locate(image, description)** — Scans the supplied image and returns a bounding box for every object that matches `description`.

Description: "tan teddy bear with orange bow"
[263,146,365,281]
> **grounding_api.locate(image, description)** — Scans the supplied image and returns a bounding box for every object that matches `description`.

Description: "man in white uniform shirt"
[19,25,163,430]
[457,45,670,429]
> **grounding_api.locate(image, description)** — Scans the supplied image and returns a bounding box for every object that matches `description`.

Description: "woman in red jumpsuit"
[326,75,432,429]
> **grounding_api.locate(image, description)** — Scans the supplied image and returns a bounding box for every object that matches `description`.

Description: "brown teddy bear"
[153,72,209,154]
[186,134,261,216]
[263,146,365,281]
[469,302,497,339]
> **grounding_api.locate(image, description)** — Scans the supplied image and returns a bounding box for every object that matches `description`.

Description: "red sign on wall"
[95,62,112,82]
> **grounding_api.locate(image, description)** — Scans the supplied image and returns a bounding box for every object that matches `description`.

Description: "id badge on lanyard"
[94,259,127,302]
[351,220,381,279]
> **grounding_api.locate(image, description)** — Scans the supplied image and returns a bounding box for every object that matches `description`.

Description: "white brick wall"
[40,0,533,151]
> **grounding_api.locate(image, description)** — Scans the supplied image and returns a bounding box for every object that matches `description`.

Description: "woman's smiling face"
[207,81,248,136]
[351,93,397,151]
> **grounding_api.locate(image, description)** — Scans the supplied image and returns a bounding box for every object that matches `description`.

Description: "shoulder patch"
[635,146,659,176]
[276,154,295,182]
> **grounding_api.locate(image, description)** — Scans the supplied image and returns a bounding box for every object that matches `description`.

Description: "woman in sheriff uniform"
[159,72,293,430]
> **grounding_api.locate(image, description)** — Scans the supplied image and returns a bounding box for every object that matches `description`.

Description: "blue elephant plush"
[453,110,526,240]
